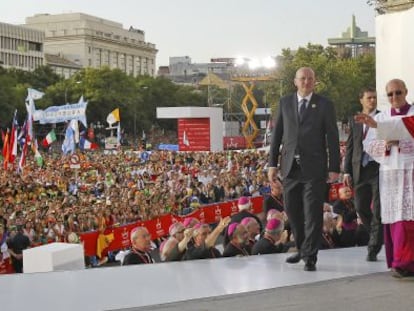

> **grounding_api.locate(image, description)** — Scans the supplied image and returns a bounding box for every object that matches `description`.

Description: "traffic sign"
[70,154,80,169]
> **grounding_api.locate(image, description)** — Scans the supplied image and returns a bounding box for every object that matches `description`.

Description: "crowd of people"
[0,148,274,270]
[0,141,365,273]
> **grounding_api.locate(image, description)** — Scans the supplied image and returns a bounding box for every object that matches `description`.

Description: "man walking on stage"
[268,67,340,271]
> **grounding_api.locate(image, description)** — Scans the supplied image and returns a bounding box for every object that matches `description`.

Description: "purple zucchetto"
[237,196,251,211]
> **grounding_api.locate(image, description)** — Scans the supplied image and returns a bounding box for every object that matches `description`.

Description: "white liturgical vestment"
[364,106,414,224]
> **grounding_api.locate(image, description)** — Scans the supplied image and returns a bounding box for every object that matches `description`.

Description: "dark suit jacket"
[269,93,340,180]
[344,111,379,184]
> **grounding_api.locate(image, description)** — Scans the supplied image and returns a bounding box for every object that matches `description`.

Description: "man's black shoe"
[286,253,301,264]
[304,260,316,271]
[366,253,377,262]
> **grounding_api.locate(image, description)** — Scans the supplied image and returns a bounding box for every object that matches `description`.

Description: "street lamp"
[135,86,149,145]
[65,81,82,104]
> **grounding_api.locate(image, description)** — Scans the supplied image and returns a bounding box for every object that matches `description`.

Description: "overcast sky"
[0,0,376,66]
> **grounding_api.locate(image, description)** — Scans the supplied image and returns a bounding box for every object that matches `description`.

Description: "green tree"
[276,43,375,121]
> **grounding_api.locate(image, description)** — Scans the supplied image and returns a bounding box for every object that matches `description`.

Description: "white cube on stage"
[23,242,84,273]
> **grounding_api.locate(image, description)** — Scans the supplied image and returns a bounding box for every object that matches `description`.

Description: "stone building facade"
[25,13,157,77]
[0,21,44,71]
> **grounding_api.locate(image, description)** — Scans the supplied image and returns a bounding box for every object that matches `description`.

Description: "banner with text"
[33,98,88,127]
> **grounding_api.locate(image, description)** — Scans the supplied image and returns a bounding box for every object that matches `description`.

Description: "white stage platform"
[0,247,387,311]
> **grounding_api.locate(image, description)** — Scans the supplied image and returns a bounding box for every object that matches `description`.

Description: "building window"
[28,41,42,52]
[88,59,92,66]
[88,46,92,54]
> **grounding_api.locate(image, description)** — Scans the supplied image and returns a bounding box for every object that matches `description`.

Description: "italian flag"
[42,130,57,147]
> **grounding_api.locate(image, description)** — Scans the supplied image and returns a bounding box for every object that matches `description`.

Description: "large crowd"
[0,145,370,273]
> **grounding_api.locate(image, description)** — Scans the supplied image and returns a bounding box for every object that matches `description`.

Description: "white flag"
[70,119,80,144]
[26,88,45,101]
[25,88,43,125]
[183,130,190,146]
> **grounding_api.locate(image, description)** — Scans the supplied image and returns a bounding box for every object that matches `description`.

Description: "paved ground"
[128,272,414,311]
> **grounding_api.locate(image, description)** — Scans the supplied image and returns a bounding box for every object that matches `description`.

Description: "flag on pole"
[2,129,9,169]
[70,119,80,144]
[62,124,75,155]
[26,88,45,101]
[9,110,19,165]
[183,130,190,146]
[18,121,30,173]
[34,148,43,167]
[25,88,43,148]
[80,137,98,150]
[106,108,120,125]
[42,130,57,147]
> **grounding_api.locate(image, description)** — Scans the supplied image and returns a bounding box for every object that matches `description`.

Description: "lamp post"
[64,81,82,104]
[135,86,148,146]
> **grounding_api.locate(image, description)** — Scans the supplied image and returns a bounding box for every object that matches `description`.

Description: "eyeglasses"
[295,77,314,82]
[387,90,403,97]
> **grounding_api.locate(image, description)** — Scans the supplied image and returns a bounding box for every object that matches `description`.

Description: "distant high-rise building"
[25,12,158,77]
[0,21,44,71]
[328,15,375,58]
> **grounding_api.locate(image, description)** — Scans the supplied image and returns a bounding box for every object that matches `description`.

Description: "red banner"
[0,258,14,275]
[79,196,264,257]
[223,136,246,150]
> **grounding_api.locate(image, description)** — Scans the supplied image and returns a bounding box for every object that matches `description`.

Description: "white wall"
[376,7,414,110]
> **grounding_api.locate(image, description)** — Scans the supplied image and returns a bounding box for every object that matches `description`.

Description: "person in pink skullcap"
[223,223,250,257]
[252,218,289,255]
[183,217,199,229]
[160,222,193,262]
[224,196,263,246]
[241,217,260,250]
[183,217,231,260]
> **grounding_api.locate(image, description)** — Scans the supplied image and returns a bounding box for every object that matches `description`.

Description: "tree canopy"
[0,46,375,136]
[263,44,375,121]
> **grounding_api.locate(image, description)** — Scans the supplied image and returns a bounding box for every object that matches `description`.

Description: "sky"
[0,0,377,67]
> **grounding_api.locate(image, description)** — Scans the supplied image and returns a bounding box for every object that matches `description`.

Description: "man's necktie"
[299,99,307,120]
[361,151,370,167]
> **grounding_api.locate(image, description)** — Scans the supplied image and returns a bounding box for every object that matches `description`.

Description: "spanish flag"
[106,108,120,125]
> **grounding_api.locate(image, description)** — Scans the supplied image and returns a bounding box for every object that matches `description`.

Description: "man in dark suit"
[343,87,382,261]
[268,67,340,271]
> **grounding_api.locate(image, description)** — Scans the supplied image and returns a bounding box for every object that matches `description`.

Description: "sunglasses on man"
[387,90,403,97]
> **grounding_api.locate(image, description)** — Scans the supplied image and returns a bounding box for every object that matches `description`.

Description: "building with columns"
[25,12,157,77]
[0,21,44,70]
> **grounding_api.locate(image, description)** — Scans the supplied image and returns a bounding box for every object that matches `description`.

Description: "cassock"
[364,105,414,273]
